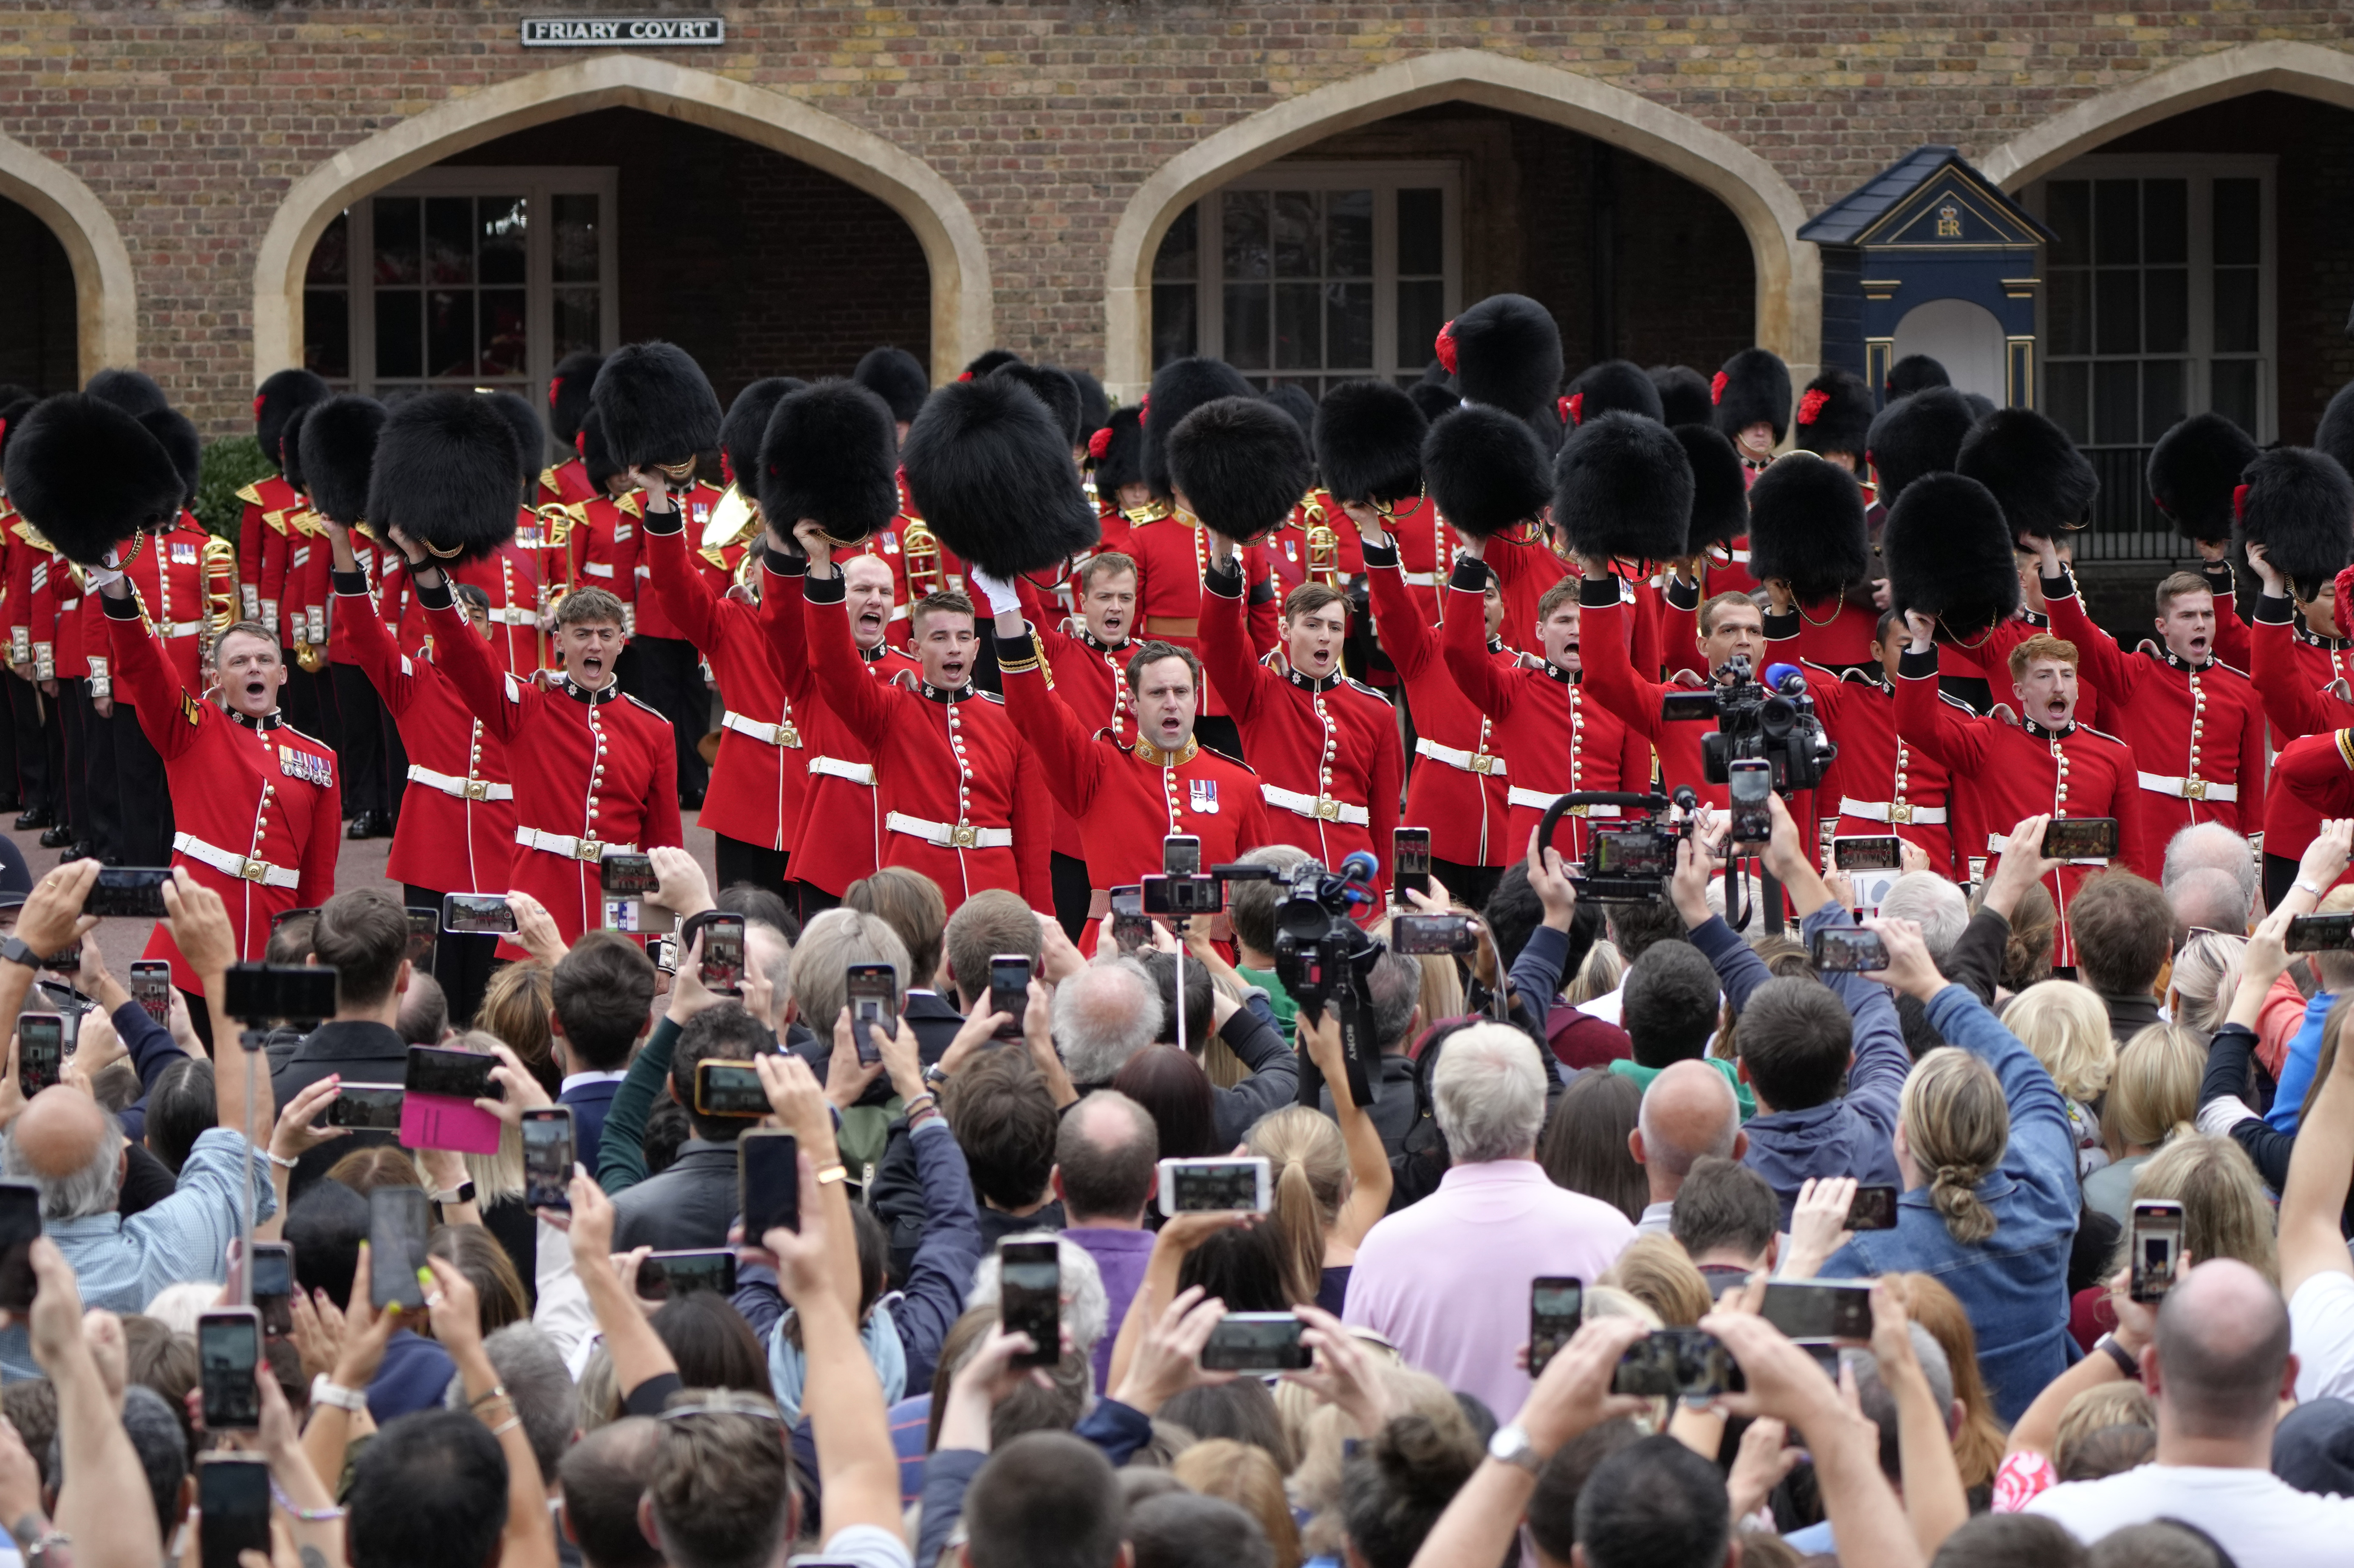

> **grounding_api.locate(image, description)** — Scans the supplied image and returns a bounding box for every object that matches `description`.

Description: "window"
[302,166,620,416]
[1150,163,1461,398]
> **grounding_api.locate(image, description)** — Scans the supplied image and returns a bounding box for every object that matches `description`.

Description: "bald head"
[2167,866,2249,936]
[1,1089,125,1221]
[2162,821,2258,899]
[2153,1258,2292,1440]
[1633,1060,1743,1201]
[843,554,895,594]
[1053,1090,1158,1225]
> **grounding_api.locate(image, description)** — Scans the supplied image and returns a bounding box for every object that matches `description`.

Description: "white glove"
[967,567,1022,618]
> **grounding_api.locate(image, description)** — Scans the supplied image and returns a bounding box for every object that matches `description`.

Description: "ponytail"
[1900,1048,2009,1248]
[1928,1162,1997,1245]
[1269,1153,1325,1307]
[1244,1106,1352,1307]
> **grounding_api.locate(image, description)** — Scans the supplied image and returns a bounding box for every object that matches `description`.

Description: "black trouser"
[2265,852,2302,915]
[407,883,499,1027]
[1431,856,1502,914]
[1051,850,1093,942]
[631,635,709,804]
[714,835,791,911]
[73,684,117,857]
[332,663,389,819]
[99,702,172,866]
[383,715,410,832]
[5,671,50,811]
[57,682,90,846]
[794,881,842,927]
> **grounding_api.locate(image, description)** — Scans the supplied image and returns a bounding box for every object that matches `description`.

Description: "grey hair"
[965,1232,1111,1362]
[2162,822,2258,903]
[1431,1023,1547,1164]
[448,1323,576,1481]
[2167,867,2249,937]
[1053,959,1163,1085]
[1877,872,1968,963]
[1634,1066,1740,1177]
[786,909,910,1030]
[2,1114,126,1222]
[1843,1323,1955,1480]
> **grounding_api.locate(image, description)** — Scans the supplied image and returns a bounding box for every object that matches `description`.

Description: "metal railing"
[2074,445,2183,563]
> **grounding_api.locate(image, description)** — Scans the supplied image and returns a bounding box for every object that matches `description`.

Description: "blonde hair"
[1884,1273,2007,1489]
[1290,1362,1454,1560]
[2004,980,2116,1102]
[447,1029,525,1203]
[2126,1133,2279,1286]
[1171,1439,1303,1568]
[2168,932,2247,1036]
[2054,1381,2154,1476]
[476,961,553,1074]
[1901,1048,2007,1246]
[2108,1023,2204,1152]
[1567,939,1624,1007]
[1245,1107,1350,1309]
[1601,1235,1713,1328]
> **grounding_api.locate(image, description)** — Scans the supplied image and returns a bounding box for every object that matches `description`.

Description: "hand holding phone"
[846,963,896,1066]
[522,1107,575,1211]
[130,960,172,1025]
[739,1130,799,1241]
[989,955,1032,1038]
[368,1187,430,1311]
[997,1238,1062,1370]
[197,1309,264,1430]
[16,1015,62,1100]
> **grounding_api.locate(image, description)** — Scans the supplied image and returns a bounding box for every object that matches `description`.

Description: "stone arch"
[1103,48,1819,397]
[252,54,992,386]
[0,135,136,382]
[1979,39,2354,190]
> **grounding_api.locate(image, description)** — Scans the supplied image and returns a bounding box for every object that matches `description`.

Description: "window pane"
[1274,282,1321,370]
[1397,188,1444,275]
[479,197,526,287]
[2141,359,2185,441]
[374,198,420,286]
[2094,180,2139,265]
[2048,270,2092,356]
[2095,270,2140,355]
[2213,268,2259,354]
[480,289,527,377]
[1327,189,1372,278]
[2142,179,2187,265]
[426,289,472,378]
[306,212,349,287]
[1223,284,1269,369]
[1397,279,1446,372]
[554,288,601,360]
[1150,282,1197,369]
[375,290,421,378]
[2214,179,2261,266]
[2145,268,2188,354]
[303,290,349,380]
[424,197,473,287]
[1222,192,1268,282]
[2210,360,2259,437]
[1327,282,1373,370]
[1152,203,1197,283]
[1272,192,1318,279]
[2046,361,2090,444]
[2046,181,2091,268]
[2093,360,2138,445]
[550,194,598,284]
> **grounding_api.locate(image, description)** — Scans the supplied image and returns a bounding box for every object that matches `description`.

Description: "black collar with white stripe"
[227,708,286,732]
[559,674,622,705]
[2154,646,2210,673]
[920,680,977,704]
[1076,625,1130,654]
[2024,716,2077,741]
[1284,665,1343,694]
[2296,620,2349,652]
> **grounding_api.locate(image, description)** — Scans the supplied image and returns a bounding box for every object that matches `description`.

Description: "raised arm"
[1355,514,1444,686]
[754,545,823,709]
[1435,551,1518,718]
[2199,551,2252,672]
[1199,537,1271,725]
[326,525,416,714]
[2280,928,2354,1301]
[2035,547,2132,702]
[1572,564,1663,745]
[640,505,729,650]
[93,583,198,760]
[796,528,897,746]
[1893,613,1990,771]
[397,543,533,746]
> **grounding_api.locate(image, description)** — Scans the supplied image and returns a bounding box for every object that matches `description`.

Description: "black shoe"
[37,824,71,849]
[56,842,93,864]
[14,806,52,831]
[346,810,389,840]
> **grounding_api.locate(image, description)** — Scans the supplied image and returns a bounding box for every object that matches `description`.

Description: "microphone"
[1337,849,1380,886]
[1763,661,1806,695]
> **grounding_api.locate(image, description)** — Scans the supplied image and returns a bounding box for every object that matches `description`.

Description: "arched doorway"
[0,134,137,386]
[0,197,76,395]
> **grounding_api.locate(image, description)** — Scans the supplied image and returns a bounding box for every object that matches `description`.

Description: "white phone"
[1156,1156,1272,1215]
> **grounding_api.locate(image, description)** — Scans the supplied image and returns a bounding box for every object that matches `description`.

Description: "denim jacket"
[1824,983,2080,1425]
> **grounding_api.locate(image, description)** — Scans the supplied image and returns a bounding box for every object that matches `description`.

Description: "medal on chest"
[278,744,332,789]
[1188,777,1220,817]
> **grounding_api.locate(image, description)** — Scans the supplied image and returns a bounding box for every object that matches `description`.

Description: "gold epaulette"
[234,482,265,507]
[616,494,643,519]
[12,520,50,551]
[262,509,291,537]
[539,466,564,494]
[697,547,731,573]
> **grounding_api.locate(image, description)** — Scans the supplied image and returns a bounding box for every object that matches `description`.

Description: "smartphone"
[1201,1312,1312,1372]
[0,1181,42,1313]
[600,853,659,896]
[1846,1184,1900,1231]
[998,1238,1062,1371]
[638,1249,738,1301]
[406,1044,497,1101]
[1530,1277,1583,1379]
[1612,1328,1744,1399]
[2131,1199,2185,1303]
[196,1453,273,1568]
[221,963,339,1024]
[1832,836,1903,872]
[368,1186,430,1311]
[521,1106,575,1211]
[2041,817,2120,861]
[16,1015,61,1100]
[1163,835,1202,877]
[1393,826,1433,901]
[847,962,896,1066]
[1140,874,1225,915]
[1761,1280,1876,1343]
[442,892,518,935]
[1809,926,1889,973]
[695,1059,771,1117]
[250,1242,296,1339]
[989,954,1032,1033]
[326,1083,404,1131]
[82,866,171,919]
[739,1129,799,1239]
[197,1308,263,1430]
[1391,912,1479,956]
[2286,913,2354,953]
[1660,690,1720,723]
[1727,758,1773,849]
[1109,884,1150,951]
[404,907,438,969]
[130,959,172,1025]
[1157,1156,1272,1215]
[700,913,745,996]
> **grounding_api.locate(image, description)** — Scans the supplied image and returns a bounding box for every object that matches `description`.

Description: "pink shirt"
[1343,1159,1637,1421]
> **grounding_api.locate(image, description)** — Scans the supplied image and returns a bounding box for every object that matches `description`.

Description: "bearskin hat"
[1956,407,2098,544]
[852,346,929,426]
[85,369,169,419]
[279,406,313,496]
[0,398,34,467]
[1865,387,1976,513]
[296,395,389,530]
[590,342,723,472]
[720,378,806,499]
[756,381,900,548]
[1551,411,1694,565]
[1423,405,1551,540]
[0,385,31,413]
[1650,366,1714,429]
[1563,361,1664,429]
[900,374,1100,576]
[1676,425,1749,556]
[1886,355,1951,398]
[1141,357,1252,500]
[1313,380,1427,508]
[2237,447,2354,601]
[1407,377,1460,425]
[576,407,624,496]
[3,395,187,566]
[364,391,523,565]
[2314,379,2354,480]
[1165,397,1312,544]
[1087,406,1146,500]
[2148,413,2258,545]
[1792,369,1874,459]
[137,407,202,512]
[483,391,546,504]
[546,351,604,448]
[1884,471,2020,639]
[1747,454,1869,601]
[1438,294,1562,421]
[254,369,330,471]
[1712,348,1792,447]
[991,362,1084,450]
[1070,370,1110,438]
[1262,383,1317,438]
[958,350,1022,382]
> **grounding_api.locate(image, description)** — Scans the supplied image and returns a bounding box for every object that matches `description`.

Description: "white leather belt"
[1263,784,1370,826]
[1987,834,2107,867]
[2137,771,2237,803]
[723,711,802,749]
[1508,786,1619,816]
[1415,737,1504,776]
[1400,570,1441,587]
[156,620,204,638]
[582,562,616,579]
[488,606,536,626]
[516,828,638,862]
[409,765,513,801]
[886,812,1011,849]
[1839,796,1948,826]
[174,832,299,888]
[809,756,875,786]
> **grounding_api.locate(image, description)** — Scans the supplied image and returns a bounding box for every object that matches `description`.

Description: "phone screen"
[1393,827,1432,899]
[442,893,518,934]
[130,961,172,1024]
[739,1131,799,1240]
[197,1457,273,1568]
[695,1060,770,1117]
[1728,759,1773,845]
[1162,1158,1268,1213]
[327,1084,404,1131]
[2286,914,2354,953]
[17,1016,62,1099]
[406,1045,496,1100]
[1530,1277,1583,1379]
[198,1311,262,1430]
[2131,1201,2185,1303]
[522,1108,575,1210]
[221,964,339,1025]
[998,1241,1061,1370]
[1809,926,1889,973]
[1846,1184,1900,1230]
[1200,1312,1311,1372]
[600,854,659,895]
[369,1186,430,1311]
[1612,1328,1743,1398]
[251,1243,295,1337]
[700,914,745,996]
[847,964,896,1065]
[1391,914,1477,955]
[1761,1281,1875,1342]
[1832,836,1903,872]
[639,1249,737,1300]
[2041,817,2120,861]
[989,956,1032,1028]
[0,1182,42,1313]
[1163,835,1201,877]
[84,866,171,919]
[404,908,438,969]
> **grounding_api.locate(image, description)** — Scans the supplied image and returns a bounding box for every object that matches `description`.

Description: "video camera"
[1660,656,1837,792]
[1534,789,1697,904]
[1210,852,1382,1109]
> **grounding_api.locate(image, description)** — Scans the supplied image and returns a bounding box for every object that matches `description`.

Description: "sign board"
[520,17,725,46]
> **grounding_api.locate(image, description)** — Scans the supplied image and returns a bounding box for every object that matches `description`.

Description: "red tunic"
[2246,597,2354,869]
[1125,510,1280,717]
[1013,573,1138,865]
[1260,493,1367,595]
[631,483,725,644]
[538,458,598,510]
[331,571,516,896]
[1483,531,1571,658]
[234,474,300,628]
[102,595,339,992]
[113,519,212,697]
[1802,663,1955,876]
[2275,730,2354,850]
[282,512,331,663]
[1578,577,1728,812]
[1365,543,1511,868]
[1763,597,1880,674]
[563,492,643,640]
[6,519,53,677]
[1384,495,1454,628]
[1933,615,2105,731]
[399,544,543,677]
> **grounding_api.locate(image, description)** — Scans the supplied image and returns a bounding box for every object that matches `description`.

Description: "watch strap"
[0,936,40,972]
[310,1375,369,1412]
[2094,1333,2139,1378]
[1487,1422,1543,1475]
[430,1181,477,1205]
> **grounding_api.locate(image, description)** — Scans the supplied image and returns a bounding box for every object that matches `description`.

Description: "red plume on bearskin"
[2147,413,2258,546]
[1675,424,1748,556]
[3,394,187,566]
[852,346,929,426]
[722,378,807,505]
[546,351,604,447]
[1565,360,1664,426]
[756,381,900,548]
[364,390,523,565]
[298,395,389,529]
[1312,379,1428,508]
[1423,404,1550,540]
[1955,407,2099,544]
[900,374,1100,577]
[1551,411,1693,565]
[1883,471,2020,640]
[590,342,723,472]
[1141,357,1253,501]
[1792,369,1874,460]
[1711,348,1792,446]
[1166,396,1312,544]
[1087,405,1145,499]
[254,368,331,471]
[1747,454,1869,601]
[2236,447,2354,601]
[1864,387,1976,513]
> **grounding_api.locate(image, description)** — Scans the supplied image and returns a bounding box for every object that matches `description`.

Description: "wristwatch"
[1487,1422,1544,1475]
[430,1181,477,1206]
[2094,1332,2139,1378]
[923,1062,951,1087]
[310,1375,369,1413]
[0,936,42,973]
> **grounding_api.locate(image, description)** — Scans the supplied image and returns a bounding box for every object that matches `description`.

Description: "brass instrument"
[1298,490,1343,587]
[295,641,326,673]
[903,517,946,598]
[1122,499,1172,528]
[535,501,577,555]
[199,534,239,663]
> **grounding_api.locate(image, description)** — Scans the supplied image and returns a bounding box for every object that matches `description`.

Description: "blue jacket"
[2267,990,2336,1134]
[1690,906,1908,1223]
[1825,984,2080,1425]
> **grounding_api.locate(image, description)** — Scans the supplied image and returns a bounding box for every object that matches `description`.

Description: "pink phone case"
[400,1091,504,1156]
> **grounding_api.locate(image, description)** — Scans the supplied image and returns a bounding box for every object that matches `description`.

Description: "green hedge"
[195,436,274,540]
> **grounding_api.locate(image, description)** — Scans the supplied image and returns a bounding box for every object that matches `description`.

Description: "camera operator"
[1573,553,1767,811]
